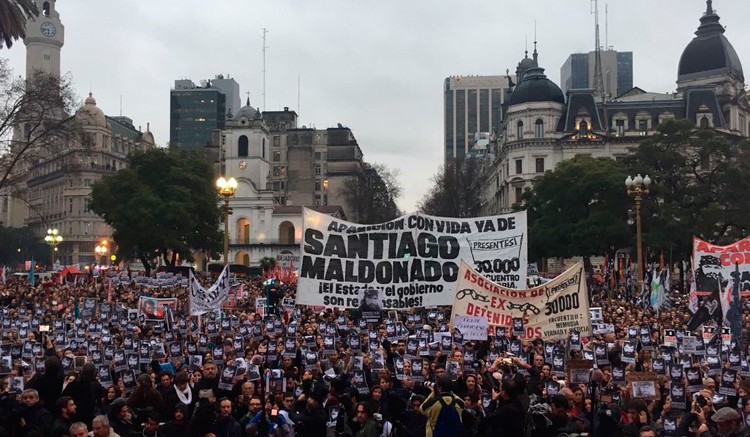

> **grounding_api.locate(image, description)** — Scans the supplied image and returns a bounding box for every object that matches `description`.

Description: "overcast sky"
[4,0,749,212]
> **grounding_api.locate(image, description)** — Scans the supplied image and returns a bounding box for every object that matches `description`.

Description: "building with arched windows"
[482,0,750,214]
[210,100,347,268]
[0,0,156,265]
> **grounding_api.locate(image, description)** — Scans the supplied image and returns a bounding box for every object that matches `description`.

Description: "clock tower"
[24,0,64,80]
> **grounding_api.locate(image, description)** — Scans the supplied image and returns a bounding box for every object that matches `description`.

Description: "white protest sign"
[452,260,590,340]
[297,208,527,309]
[453,315,489,341]
[188,266,231,316]
[590,307,603,323]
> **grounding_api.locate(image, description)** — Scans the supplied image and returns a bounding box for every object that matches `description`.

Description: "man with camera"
[420,376,464,437]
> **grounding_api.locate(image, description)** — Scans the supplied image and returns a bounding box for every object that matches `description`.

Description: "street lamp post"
[44,228,63,268]
[625,174,651,294]
[95,240,109,266]
[216,176,238,266]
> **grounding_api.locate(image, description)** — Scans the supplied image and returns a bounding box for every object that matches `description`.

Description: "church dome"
[233,98,261,121]
[678,1,744,82]
[508,67,565,106]
[76,92,106,126]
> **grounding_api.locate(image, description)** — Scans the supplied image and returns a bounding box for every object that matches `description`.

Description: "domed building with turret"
[0,0,157,265]
[482,0,750,215]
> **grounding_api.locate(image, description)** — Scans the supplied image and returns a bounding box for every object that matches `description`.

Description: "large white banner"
[692,236,750,296]
[451,260,590,340]
[189,266,231,316]
[297,208,527,309]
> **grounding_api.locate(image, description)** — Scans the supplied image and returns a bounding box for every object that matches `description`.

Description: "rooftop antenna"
[591,0,605,103]
[533,21,538,64]
[261,28,269,110]
[605,3,609,50]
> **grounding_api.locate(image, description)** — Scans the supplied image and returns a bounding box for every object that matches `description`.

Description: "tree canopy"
[418,158,486,218]
[0,59,79,194]
[91,149,222,275]
[624,118,750,259]
[339,162,402,224]
[0,0,38,48]
[521,155,630,266]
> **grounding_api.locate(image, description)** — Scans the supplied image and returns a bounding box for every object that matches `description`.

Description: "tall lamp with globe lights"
[95,240,109,266]
[44,228,63,267]
[216,176,237,266]
[625,174,651,293]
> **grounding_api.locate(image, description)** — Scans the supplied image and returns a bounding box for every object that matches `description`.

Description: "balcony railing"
[230,238,298,246]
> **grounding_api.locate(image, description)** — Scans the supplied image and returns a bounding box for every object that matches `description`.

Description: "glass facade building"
[444,76,510,161]
[560,50,633,98]
[170,84,227,151]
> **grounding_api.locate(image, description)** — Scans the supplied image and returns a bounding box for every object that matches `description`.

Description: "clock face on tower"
[40,22,57,37]
[238,161,248,170]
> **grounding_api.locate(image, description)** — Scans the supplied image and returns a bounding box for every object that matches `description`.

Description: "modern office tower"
[560,50,633,98]
[443,75,510,161]
[170,79,228,150]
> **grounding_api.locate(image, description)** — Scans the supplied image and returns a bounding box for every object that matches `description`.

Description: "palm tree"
[0,0,39,48]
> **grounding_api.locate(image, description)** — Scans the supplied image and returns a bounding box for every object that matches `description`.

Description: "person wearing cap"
[713,407,749,437]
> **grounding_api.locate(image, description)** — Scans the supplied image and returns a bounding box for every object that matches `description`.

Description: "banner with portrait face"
[451,260,590,340]
[692,236,750,296]
[297,208,527,309]
[137,297,177,321]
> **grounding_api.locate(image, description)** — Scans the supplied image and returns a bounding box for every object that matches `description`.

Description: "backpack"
[433,397,462,437]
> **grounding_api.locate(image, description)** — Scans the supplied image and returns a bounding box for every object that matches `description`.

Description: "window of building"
[516,121,524,139]
[315,152,322,160]
[280,166,286,176]
[515,187,523,204]
[84,179,91,187]
[68,198,73,213]
[616,119,625,137]
[273,136,280,146]
[579,121,589,135]
[262,138,266,158]
[534,119,544,138]
[315,180,321,191]
[238,135,249,157]
[638,119,648,136]
[515,159,523,175]
[273,151,280,162]
[273,166,280,177]
[535,157,545,173]
[84,198,92,213]
[700,116,709,129]
[315,164,321,175]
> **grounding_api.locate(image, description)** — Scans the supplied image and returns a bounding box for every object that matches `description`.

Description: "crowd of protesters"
[0,269,750,437]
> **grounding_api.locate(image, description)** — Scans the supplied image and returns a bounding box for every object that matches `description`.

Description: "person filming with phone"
[246,397,291,437]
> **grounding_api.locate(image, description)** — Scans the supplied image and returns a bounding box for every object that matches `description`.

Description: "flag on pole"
[29,259,35,286]
[728,263,743,350]
[107,279,114,303]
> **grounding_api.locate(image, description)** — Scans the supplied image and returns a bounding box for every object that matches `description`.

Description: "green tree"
[418,158,486,217]
[0,0,38,48]
[521,155,630,272]
[339,162,402,223]
[260,256,277,272]
[91,149,223,276]
[0,225,47,265]
[625,119,750,260]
